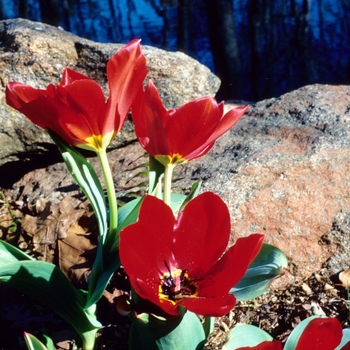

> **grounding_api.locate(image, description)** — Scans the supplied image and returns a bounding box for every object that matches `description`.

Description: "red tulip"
[132,80,248,166]
[6,39,147,153]
[296,317,344,350]
[119,192,264,317]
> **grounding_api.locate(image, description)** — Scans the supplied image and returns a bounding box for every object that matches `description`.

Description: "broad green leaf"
[48,130,107,241]
[170,193,186,212]
[284,315,319,350]
[148,156,165,194]
[178,181,202,212]
[118,197,142,227]
[230,244,288,301]
[0,240,34,263]
[203,317,215,341]
[223,324,273,349]
[85,197,143,309]
[85,255,121,309]
[337,328,350,349]
[129,311,206,350]
[42,334,55,350]
[24,333,48,350]
[0,259,101,349]
[48,131,109,310]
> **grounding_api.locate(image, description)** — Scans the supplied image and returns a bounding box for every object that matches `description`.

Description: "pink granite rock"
[6,82,350,282]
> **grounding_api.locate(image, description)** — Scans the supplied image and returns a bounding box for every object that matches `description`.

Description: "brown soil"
[0,191,349,349]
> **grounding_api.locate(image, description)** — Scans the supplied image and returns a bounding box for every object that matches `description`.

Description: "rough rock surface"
[5,84,350,284]
[0,18,220,166]
[187,84,350,281]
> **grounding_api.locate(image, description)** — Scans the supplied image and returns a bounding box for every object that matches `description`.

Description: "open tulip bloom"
[120,192,264,317]
[133,80,248,167]
[6,39,148,245]
[6,39,147,154]
[132,80,248,204]
[231,316,350,350]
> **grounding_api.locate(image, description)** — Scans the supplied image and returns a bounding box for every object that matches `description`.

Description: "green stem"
[163,164,175,206]
[97,149,118,244]
[81,328,99,350]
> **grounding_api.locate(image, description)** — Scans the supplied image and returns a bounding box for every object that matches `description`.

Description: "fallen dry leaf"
[58,219,97,289]
[21,197,87,261]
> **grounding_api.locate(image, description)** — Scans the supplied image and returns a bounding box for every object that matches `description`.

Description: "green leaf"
[129,311,206,350]
[230,243,288,301]
[85,197,143,309]
[24,333,48,350]
[223,324,273,349]
[148,156,165,194]
[170,193,186,212]
[178,181,202,212]
[48,131,110,310]
[0,240,34,263]
[117,197,143,232]
[0,257,101,350]
[42,334,55,350]
[48,130,107,241]
[85,255,121,310]
[284,315,319,350]
[203,317,215,341]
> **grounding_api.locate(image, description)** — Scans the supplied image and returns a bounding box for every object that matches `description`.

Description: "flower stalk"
[97,148,118,244]
[163,164,175,206]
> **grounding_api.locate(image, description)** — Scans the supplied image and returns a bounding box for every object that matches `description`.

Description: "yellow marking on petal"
[155,154,188,166]
[158,268,183,305]
[158,267,198,305]
[83,130,115,151]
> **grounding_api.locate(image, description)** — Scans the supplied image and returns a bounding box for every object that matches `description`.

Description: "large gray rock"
[0,18,220,166]
[182,84,350,281]
[7,84,350,284]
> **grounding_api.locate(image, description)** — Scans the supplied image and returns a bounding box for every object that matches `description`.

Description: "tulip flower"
[132,80,248,167]
[132,80,248,205]
[239,317,350,350]
[6,39,148,237]
[295,317,346,350]
[6,39,147,153]
[119,192,264,317]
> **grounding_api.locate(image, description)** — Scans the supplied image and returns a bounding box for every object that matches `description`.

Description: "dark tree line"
[1,0,350,101]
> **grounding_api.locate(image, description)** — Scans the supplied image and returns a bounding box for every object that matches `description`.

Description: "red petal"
[185,104,248,162]
[106,39,148,134]
[164,97,220,158]
[205,104,248,146]
[133,86,240,163]
[198,234,264,296]
[182,103,248,161]
[6,82,45,113]
[56,79,107,139]
[60,68,90,85]
[119,195,176,301]
[179,294,236,317]
[341,341,350,350]
[133,80,171,156]
[237,341,283,350]
[173,192,231,275]
[295,317,343,350]
[6,82,63,131]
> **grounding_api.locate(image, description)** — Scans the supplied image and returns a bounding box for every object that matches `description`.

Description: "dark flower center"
[159,261,198,302]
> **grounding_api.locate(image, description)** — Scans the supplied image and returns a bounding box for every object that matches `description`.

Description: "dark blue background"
[1,0,349,102]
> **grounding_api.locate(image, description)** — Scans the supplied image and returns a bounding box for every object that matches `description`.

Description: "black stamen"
[160,261,197,301]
